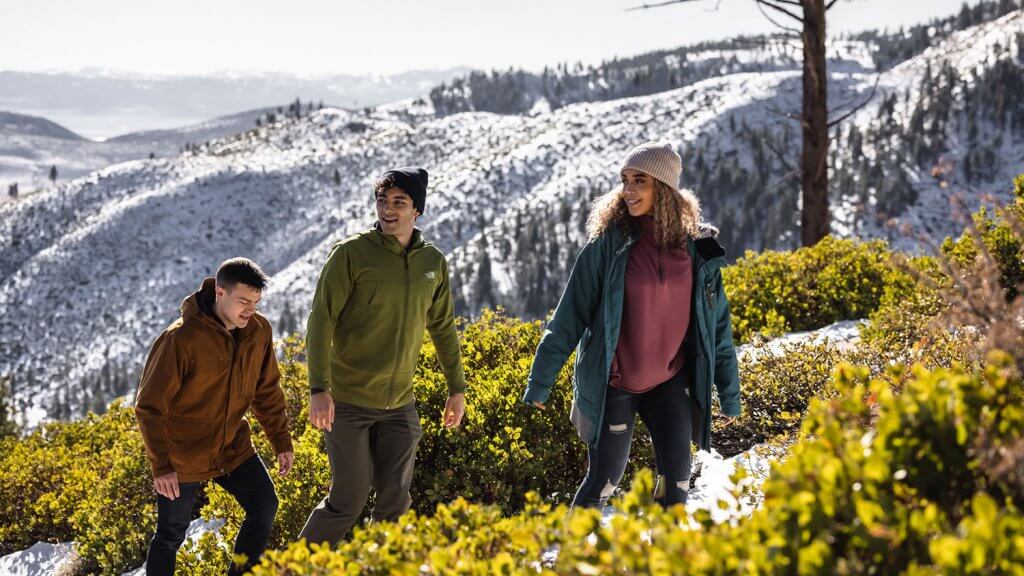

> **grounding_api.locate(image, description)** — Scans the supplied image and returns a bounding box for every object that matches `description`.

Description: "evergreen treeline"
[848,0,1020,71]
[430,0,1018,117]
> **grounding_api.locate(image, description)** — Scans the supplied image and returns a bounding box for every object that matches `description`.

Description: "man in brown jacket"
[135,258,294,576]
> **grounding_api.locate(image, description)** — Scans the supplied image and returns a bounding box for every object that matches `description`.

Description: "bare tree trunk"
[800,0,829,246]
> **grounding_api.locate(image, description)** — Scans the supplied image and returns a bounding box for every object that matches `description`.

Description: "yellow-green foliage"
[941,173,1024,300]
[249,352,1024,575]
[714,342,844,456]
[0,313,966,573]
[859,254,946,355]
[724,236,907,344]
[0,400,153,574]
[412,309,594,511]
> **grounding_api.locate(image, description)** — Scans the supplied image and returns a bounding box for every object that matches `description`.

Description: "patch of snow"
[121,517,225,576]
[736,319,865,363]
[0,542,76,576]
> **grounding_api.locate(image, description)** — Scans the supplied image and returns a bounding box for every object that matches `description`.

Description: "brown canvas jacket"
[135,277,293,482]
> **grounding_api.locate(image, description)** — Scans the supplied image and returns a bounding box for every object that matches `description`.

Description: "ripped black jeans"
[572,370,695,508]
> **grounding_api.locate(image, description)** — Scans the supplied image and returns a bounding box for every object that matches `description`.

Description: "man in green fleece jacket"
[299,166,467,544]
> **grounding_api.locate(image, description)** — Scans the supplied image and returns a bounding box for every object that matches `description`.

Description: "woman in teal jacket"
[523,142,741,508]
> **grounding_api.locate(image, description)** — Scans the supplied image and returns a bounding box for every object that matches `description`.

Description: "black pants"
[573,370,695,508]
[145,454,279,576]
[298,400,423,545]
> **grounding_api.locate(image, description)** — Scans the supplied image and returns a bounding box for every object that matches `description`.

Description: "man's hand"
[277,451,294,476]
[309,391,335,432]
[154,471,180,500]
[719,415,738,425]
[531,401,546,410]
[443,393,466,428]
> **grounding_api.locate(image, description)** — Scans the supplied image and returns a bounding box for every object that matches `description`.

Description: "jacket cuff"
[308,375,329,394]
[272,435,294,455]
[522,385,550,406]
[446,375,467,397]
[151,460,173,478]
[720,398,741,417]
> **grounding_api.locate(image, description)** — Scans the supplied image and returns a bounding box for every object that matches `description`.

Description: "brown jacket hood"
[135,277,293,482]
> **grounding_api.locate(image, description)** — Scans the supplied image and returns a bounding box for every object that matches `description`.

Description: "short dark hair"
[374,174,403,196]
[216,257,270,291]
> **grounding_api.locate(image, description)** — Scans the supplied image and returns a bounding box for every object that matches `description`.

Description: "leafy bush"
[412,309,594,512]
[67,407,155,573]
[714,342,844,456]
[248,352,1024,575]
[724,236,905,344]
[0,401,152,570]
[0,314,941,572]
[941,173,1024,300]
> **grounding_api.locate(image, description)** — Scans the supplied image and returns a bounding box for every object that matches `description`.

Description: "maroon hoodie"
[608,216,693,393]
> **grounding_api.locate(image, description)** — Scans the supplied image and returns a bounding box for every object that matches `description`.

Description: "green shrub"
[247,351,1024,575]
[714,342,845,456]
[68,421,154,573]
[0,401,151,569]
[724,236,903,344]
[411,309,594,512]
[941,173,1024,301]
[859,254,947,356]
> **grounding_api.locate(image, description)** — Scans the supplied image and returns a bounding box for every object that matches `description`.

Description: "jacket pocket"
[166,415,218,475]
[353,282,379,308]
[570,396,598,445]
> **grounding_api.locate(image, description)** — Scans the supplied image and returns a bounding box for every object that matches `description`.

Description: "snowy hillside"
[1,10,1022,424]
[0,112,144,199]
[1,107,297,200]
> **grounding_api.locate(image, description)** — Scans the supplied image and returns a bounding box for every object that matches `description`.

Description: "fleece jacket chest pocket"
[408,263,440,303]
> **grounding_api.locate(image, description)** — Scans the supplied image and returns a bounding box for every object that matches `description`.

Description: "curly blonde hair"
[586,180,702,249]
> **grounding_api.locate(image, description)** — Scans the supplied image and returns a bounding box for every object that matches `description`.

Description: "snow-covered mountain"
[1,10,1022,424]
[0,106,298,200]
[0,68,471,139]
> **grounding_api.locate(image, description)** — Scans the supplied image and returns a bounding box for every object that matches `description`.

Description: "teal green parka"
[523,223,741,450]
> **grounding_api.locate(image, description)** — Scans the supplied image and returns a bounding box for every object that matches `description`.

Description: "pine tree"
[475,237,495,309]
[333,168,342,186]
[7,182,17,199]
[49,165,58,184]
[0,374,17,438]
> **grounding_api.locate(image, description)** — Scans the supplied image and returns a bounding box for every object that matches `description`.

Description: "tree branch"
[760,134,798,173]
[755,0,802,33]
[625,0,702,11]
[827,73,881,128]
[825,0,842,10]
[756,0,804,22]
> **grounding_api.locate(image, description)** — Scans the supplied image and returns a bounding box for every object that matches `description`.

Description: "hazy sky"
[3,0,979,76]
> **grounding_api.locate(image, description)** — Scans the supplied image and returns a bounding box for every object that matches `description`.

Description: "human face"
[620,169,656,217]
[214,283,262,330]
[376,187,420,239]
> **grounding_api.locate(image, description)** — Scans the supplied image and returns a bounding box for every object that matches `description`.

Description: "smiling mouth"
[626,199,642,207]
[382,217,398,224]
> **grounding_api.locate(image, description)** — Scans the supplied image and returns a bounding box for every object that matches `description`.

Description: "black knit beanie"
[375,167,428,214]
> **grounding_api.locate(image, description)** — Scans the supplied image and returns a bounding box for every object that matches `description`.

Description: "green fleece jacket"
[306,226,466,409]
